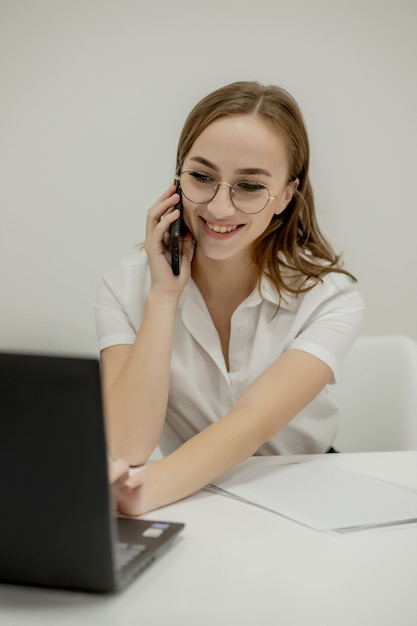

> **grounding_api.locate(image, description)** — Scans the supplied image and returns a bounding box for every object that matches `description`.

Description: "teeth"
[206,222,238,233]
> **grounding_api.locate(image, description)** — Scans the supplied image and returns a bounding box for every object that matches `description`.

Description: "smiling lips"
[204,220,241,234]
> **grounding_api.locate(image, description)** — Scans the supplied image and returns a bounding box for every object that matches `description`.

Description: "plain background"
[1,0,416,357]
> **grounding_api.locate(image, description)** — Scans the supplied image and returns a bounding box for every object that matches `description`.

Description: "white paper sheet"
[210,458,417,532]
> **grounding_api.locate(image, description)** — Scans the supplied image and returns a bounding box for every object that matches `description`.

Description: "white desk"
[1,452,417,626]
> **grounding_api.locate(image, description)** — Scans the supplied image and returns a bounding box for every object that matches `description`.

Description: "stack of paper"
[209,459,417,533]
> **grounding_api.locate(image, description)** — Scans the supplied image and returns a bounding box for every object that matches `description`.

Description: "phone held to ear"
[170,181,183,276]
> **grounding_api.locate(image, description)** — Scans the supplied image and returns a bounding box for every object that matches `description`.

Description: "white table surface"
[1,451,417,626]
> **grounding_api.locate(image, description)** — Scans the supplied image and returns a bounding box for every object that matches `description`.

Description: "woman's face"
[181,114,295,265]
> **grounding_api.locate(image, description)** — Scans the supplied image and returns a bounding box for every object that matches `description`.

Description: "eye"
[189,171,216,185]
[235,181,268,194]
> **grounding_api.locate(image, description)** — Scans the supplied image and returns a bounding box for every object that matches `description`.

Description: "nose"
[206,182,236,219]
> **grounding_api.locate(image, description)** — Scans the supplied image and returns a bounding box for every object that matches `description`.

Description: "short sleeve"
[95,249,151,351]
[289,273,366,382]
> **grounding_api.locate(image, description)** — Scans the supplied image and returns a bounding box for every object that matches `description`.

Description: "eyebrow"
[189,156,272,178]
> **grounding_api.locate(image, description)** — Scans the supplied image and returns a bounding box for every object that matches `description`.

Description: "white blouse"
[95,248,365,455]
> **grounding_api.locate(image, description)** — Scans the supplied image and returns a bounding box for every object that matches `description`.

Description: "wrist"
[147,289,181,313]
[138,462,171,515]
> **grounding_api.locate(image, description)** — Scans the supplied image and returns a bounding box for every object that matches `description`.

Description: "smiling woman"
[177,114,294,265]
[95,81,365,517]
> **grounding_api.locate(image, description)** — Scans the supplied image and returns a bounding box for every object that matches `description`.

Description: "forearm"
[140,407,263,512]
[103,290,179,464]
[135,349,333,514]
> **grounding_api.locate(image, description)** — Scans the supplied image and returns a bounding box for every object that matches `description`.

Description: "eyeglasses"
[174,170,281,215]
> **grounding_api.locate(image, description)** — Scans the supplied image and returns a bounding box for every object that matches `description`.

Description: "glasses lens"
[180,171,217,204]
[232,181,270,214]
[179,171,271,214]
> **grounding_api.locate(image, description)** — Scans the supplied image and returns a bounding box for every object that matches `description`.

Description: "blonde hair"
[176,81,356,295]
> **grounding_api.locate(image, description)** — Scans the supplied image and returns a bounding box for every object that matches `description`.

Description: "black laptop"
[0,352,184,594]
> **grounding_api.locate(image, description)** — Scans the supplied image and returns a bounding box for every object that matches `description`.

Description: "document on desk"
[210,458,417,533]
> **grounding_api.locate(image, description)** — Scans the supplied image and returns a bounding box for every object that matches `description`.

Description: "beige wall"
[1,0,416,355]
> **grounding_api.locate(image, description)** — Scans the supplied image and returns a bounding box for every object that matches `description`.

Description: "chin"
[198,242,249,264]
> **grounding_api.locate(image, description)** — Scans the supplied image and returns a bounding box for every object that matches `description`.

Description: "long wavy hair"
[176,81,356,295]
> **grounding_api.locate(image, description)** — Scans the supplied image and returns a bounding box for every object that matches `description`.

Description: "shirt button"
[238,326,247,334]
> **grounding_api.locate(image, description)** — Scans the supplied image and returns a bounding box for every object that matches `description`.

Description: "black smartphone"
[170,181,183,276]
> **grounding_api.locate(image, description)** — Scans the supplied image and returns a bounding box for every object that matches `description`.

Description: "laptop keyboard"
[115,542,147,571]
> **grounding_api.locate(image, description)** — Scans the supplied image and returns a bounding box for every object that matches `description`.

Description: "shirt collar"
[244,274,294,310]
[179,273,295,312]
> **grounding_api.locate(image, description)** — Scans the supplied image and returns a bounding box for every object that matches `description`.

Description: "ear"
[274,179,299,216]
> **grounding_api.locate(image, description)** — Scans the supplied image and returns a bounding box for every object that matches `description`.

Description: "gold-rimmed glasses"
[174,170,281,215]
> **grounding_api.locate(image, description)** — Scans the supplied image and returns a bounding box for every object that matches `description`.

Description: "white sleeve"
[289,274,366,382]
[94,250,150,351]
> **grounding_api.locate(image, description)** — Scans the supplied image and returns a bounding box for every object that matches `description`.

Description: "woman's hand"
[144,185,195,295]
[109,459,148,517]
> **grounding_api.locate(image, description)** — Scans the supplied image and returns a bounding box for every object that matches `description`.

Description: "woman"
[97,81,365,516]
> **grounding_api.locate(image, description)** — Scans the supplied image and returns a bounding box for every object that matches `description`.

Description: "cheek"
[181,201,197,233]
[257,207,277,231]
[245,214,274,242]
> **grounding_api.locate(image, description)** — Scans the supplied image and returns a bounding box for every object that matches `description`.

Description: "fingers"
[125,469,146,490]
[108,458,130,484]
[108,459,146,491]
[146,186,180,235]
[111,466,147,517]
[156,208,181,230]
[144,185,194,290]
[109,460,147,516]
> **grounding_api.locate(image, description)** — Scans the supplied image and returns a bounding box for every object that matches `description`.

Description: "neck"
[191,249,258,305]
